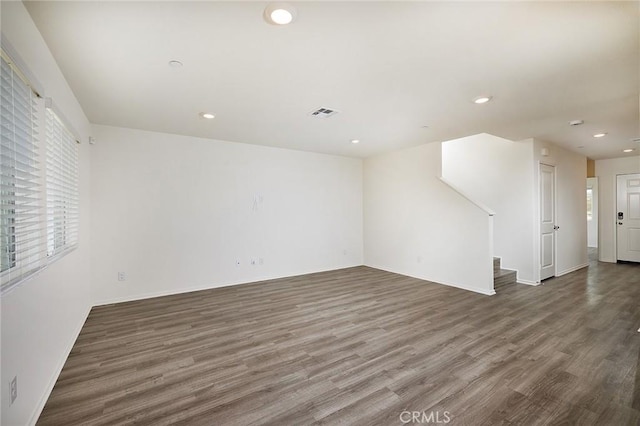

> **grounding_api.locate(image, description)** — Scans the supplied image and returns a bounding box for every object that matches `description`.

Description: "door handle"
[619,222,623,225]
[553,225,560,230]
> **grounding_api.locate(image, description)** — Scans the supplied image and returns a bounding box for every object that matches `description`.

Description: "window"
[45,108,79,257]
[0,53,45,292]
[1,50,80,294]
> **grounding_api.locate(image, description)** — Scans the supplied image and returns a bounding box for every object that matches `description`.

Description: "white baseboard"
[517,279,540,286]
[94,280,249,306]
[556,263,589,277]
[364,264,496,296]
[439,279,496,296]
[94,265,364,306]
[29,305,91,426]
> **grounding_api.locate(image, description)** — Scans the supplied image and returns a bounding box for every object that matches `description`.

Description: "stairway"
[493,257,517,291]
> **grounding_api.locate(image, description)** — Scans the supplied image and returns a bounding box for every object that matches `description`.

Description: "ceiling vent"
[310,107,339,118]
[632,137,640,143]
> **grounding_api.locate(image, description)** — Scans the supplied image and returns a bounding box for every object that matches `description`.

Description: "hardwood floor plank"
[37,258,640,425]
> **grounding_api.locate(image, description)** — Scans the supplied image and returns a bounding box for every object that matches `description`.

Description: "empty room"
[2,1,640,425]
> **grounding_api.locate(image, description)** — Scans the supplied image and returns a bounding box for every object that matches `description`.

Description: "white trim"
[97,264,497,307]
[517,278,541,286]
[95,279,254,307]
[28,306,91,426]
[556,263,589,277]
[93,265,364,306]
[443,281,496,296]
[364,265,496,296]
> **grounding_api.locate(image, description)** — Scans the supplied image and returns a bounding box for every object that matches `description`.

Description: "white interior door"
[540,164,556,280]
[617,173,640,262]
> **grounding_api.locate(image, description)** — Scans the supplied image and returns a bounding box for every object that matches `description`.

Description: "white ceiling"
[25,1,640,159]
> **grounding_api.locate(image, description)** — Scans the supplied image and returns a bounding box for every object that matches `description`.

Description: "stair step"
[493,257,501,275]
[494,268,517,290]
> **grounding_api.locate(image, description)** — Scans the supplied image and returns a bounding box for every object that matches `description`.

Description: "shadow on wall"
[363,141,494,295]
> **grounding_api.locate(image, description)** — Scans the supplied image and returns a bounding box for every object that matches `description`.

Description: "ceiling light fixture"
[473,96,492,104]
[623,148,635,153]
[568,120,584,126]
[200,112,215,119]
[168,60,183,68]
[264,3,297,25]
[593,133,607,138]
[350,139,360,144]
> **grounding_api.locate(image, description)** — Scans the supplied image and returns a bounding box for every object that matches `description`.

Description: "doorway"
[617,173,640,262]
[587,177,598,251]
[540,163,556,280]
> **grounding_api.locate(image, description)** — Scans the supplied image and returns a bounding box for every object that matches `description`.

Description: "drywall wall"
[595,156,640,262]
[587,177,598,248]
[90,125,363,304]
[441,134,588,283]
[363,142,494,295]
[533,139,588,277]
[1,2,92,425]
[442,133,535,283]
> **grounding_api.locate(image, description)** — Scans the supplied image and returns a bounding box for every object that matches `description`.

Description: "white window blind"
[45,107,79,257]
[0,54,45,292]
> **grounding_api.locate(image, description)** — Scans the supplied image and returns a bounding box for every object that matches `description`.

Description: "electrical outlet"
[235,259,241,266]
[10,376,17,405]
[250,258,257,266]
[117,272,126,281]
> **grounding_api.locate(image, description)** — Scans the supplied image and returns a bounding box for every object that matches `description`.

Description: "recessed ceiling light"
[168,60,183,68]
[264,3,297,25]
[593,133,607,138]
[623,148,635,153]
[473,96,492,104]
[577,146,585,149]
[568,120,584,126]
[200,112,215,119]
[271,9,293,24]
[350,139,360,144]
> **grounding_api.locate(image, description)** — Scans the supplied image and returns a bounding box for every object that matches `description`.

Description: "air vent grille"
[310,107,339,118]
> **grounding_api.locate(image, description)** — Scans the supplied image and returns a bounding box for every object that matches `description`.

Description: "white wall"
[533,139,588,277]
[1,3,92,425]
[90,125,363,304]
[587,177,598,248]
[441,134,588,284]
[363,142,494,295]
[595,156,640,262]
[442,133,535,283]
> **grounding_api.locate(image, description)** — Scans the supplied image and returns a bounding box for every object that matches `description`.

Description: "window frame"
[1,47,80,295]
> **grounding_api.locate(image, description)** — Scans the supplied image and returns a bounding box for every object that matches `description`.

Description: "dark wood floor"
[38,255,640,425]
